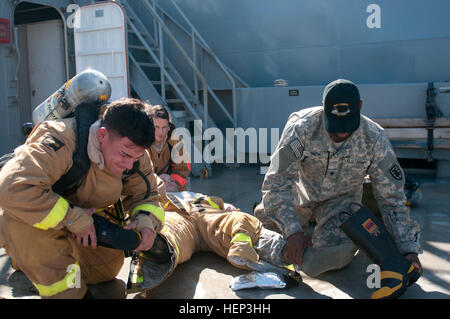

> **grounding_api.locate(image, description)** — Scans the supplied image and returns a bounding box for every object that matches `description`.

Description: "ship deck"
[1,164,449,299]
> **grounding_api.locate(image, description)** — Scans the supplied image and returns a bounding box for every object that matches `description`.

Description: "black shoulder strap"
[0,103,99,197]
[123,161,151,200]
[52,103,100,197]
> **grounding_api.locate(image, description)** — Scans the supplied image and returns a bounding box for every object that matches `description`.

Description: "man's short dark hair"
[151,104,176,137]
[102,98,155,148]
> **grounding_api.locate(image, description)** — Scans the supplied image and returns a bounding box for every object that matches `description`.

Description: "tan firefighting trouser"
[164,209,263,267]
[131,197,264,292]
[0,213,123,299]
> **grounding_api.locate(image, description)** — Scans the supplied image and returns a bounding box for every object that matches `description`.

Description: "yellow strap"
[33,262,80,297]
[131,204,165,226]
[206,197,220,209]
[231,233,253,247]
[33,197,69,230]
[380,270,403,281]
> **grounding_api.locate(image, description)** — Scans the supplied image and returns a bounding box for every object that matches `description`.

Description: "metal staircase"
[117,0,246,131]
[71,0,246,171]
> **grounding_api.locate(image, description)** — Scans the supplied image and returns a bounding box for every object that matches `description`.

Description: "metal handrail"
[142,0,235,128]
[126,13,205,126]
[154,3,248,88]
[140,0,210,127]
[165,0,238,128]
[118,0,204,126]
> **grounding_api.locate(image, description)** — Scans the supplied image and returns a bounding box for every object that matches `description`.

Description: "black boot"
[93,214,171,263]
[339,204,421,299]
[82,289,95,299]
[93,214,141,252]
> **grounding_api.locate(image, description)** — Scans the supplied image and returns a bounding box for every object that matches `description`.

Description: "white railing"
[145,0,237,128]
[161,0,240,128]
[126,9,205,126]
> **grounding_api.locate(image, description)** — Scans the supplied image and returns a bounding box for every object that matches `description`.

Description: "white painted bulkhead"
[73,2,129,101]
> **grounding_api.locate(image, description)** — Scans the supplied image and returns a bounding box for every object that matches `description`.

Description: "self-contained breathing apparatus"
[1,69,112,193]
[0,69,152,249]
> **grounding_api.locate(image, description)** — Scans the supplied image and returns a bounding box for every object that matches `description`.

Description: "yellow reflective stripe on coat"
[33,197,69,230]
[33,262,80,297]
[206,197,220,209]
[284,264,295,272]
[131,204,165,225]
[231,233,253,247]
[195,196,220,209]
[132,274,143,284]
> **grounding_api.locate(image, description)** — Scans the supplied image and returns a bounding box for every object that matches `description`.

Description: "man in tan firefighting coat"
[127,191,291,294]
[148,105,191,192]
[0,98,165,299]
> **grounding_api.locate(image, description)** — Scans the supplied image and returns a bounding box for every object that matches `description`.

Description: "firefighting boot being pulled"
[92,214,141,251]
[93,214,171,264]
[339,204,421,299]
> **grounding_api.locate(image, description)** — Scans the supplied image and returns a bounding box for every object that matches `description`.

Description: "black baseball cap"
[323,79,361,133]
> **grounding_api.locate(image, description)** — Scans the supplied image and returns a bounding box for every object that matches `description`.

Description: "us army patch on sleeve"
[289,138,303,159]
[270,138,303,174]
[389,164,403,181]
[41,135,65,152]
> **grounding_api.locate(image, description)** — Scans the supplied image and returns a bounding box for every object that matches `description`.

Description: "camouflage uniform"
[256,106,421,277]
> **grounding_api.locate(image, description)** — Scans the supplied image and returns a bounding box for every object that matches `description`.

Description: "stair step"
[127,28,147,37]
[122,3,224,129]
[137,62,159,68]
[136,62,170,69]
[151,80,182,86]
[128,43,159,51]
[128,44,147,50]
[166,98,195,104]
[175,115,196,123]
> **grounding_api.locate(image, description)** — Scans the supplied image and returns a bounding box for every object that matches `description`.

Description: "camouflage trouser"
[252,215,357,278]
[298,214,358,278]
[254,197,360,278]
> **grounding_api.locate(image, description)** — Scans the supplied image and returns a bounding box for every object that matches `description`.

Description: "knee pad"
[299,243,357,278]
